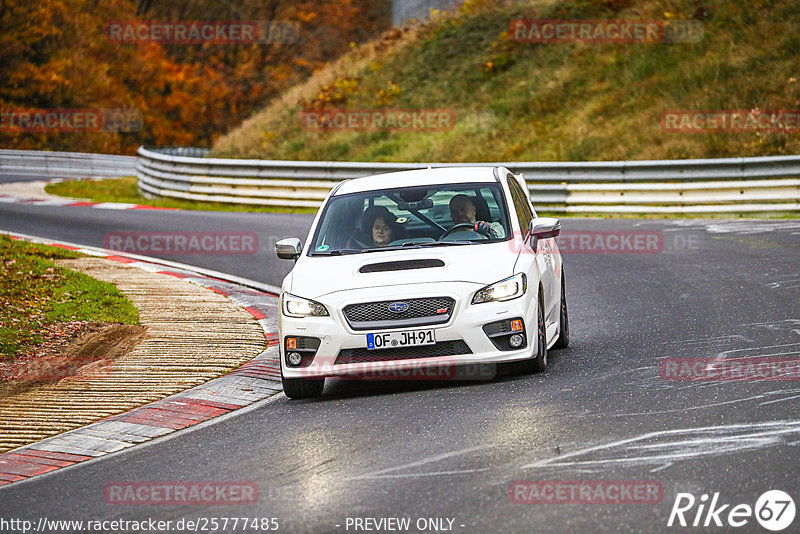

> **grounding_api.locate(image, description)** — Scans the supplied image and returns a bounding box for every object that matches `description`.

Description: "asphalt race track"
[0,173,61,183]
[2,197,800,533]
[0,201,306,286]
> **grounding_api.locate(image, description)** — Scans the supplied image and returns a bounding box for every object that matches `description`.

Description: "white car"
[274,166,569,399]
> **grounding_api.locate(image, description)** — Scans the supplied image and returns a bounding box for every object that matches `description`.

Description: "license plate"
[366,329,436,350]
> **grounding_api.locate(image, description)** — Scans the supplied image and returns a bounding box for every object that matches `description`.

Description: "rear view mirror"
[397,199,434,210]
[275,238,303,260]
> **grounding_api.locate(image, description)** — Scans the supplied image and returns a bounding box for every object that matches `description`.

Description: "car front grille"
[343,296,455,330]
[334,340,472,365]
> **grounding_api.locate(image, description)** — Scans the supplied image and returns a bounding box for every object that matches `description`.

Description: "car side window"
[507,176,533,232]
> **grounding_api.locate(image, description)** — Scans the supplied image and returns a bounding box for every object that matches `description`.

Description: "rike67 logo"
[667,490,795,531]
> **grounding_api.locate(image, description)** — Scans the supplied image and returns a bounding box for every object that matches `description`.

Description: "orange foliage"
[0,0,391,154]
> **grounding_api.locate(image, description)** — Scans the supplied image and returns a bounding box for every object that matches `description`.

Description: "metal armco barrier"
[1,148,795,213]
[0,149,136,178]
[132,146,797,213]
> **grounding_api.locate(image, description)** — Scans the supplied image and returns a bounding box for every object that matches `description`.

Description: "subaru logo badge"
[388,302,409,313]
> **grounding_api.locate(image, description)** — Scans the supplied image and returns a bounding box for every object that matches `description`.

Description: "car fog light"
[287,352,302,366]
[509,334,524,348]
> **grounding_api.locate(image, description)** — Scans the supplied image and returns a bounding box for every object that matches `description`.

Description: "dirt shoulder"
[0,257,266,453]
[0,322,147,398]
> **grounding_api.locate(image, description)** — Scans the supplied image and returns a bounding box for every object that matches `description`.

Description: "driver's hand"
[474,221,497,238]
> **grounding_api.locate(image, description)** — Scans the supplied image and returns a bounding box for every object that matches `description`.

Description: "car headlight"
[472,273,527,304]
[282,293,329,318]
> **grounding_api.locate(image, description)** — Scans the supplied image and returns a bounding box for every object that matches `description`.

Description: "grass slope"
[0,236,139,359]
[212,0,800,162]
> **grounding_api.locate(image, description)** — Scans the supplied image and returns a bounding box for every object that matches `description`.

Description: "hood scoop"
[359,259,445,273]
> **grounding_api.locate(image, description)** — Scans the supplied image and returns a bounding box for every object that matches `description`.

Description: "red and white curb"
[0,178,177,211]
[0,232,283,487]
[0,195,175,210]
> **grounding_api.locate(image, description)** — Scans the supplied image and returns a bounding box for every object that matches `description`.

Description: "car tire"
[520,288,548,374]
[552,269,569,350]
[282,375,324,399]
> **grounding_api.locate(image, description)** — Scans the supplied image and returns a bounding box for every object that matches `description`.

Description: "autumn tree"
[0,0,391,153]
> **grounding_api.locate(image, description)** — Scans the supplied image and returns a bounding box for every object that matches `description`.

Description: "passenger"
[448,194,504,238]
[362,206,402,247]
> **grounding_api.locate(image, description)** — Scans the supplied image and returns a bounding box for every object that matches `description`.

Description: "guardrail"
[134,146,796,213]
[0,149,136,178]
[2,147,794,213]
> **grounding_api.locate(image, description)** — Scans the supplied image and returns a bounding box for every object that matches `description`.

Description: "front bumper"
[279,283,539,379]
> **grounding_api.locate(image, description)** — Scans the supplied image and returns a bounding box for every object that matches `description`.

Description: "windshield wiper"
[361,244,422,252]
[418,240,475,247]
[312,241,476,255]
[311,248,365,256]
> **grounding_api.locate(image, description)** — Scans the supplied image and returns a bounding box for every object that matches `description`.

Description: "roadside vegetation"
[39,0,799,217]
[1,0,391,154]
[213,0,800,162]
[0,236,139,360]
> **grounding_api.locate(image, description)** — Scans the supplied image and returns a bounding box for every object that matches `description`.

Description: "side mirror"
[275,238,303,260]
[527,217,560,252]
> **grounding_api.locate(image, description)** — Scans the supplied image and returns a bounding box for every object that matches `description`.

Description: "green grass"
[0,236,140,359]
[212,0,800,163]
[44,177,317,214]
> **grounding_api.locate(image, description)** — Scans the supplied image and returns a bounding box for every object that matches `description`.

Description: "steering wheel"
[439,223,487,241]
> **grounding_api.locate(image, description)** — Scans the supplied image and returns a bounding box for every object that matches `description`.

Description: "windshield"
[309,183,510,255]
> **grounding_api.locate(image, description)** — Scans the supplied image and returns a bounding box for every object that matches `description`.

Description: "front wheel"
[519,289,548,374]
[552,269,569,349]
[282,375,324,399]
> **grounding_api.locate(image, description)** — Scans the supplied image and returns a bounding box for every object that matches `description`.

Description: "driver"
[448,194,504,238]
